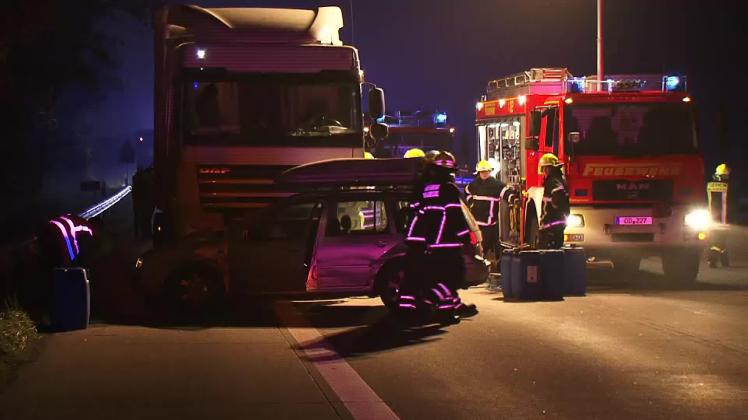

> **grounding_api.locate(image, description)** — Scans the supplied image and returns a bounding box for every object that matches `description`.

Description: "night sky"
[82,0,747,188]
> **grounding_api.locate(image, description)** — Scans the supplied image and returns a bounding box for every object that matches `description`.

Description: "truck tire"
[662,249,700,286]
[163,261,225,322]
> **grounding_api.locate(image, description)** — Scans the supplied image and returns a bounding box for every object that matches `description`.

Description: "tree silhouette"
[0,0,157,195]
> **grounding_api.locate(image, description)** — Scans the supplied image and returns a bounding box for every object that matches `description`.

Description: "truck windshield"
[182,74,361,146]
[376,131,453,157]
[564,102,697,156]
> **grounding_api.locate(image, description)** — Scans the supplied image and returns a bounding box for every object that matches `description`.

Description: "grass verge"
[0,299,40,386]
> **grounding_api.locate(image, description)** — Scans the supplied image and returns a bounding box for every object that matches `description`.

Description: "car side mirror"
[529,110,542,137]
[370,122,388,141]
[568,131,581,144]
[368,87,386,119]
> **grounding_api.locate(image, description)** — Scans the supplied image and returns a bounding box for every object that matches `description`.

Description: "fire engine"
[371,110,456,158]
[151,5,385,241]
[475,68,708,284]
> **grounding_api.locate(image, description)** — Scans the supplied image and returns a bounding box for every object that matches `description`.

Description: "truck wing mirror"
[529,110,541,137]
[525,138,539,151]
[369,122,388,141]
[368,87,386,119]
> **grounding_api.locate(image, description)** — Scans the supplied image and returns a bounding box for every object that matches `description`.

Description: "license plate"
[616,216,653,225]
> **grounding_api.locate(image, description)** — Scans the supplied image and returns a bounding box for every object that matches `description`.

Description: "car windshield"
[564,102,697,156]
[182,73,361,146]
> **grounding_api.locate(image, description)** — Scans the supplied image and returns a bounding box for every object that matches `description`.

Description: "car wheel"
[378,263,405,310]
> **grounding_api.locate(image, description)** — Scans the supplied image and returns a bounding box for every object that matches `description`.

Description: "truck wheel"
[163,262,225,322]
[662,249,700,286]
[377,263,405,311]
[612,256,640,274]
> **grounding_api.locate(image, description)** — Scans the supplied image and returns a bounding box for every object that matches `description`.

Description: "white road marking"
[275,301,399,420]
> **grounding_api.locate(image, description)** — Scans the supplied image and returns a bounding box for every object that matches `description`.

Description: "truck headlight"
[684,209,711,230]
[566,214,584,228]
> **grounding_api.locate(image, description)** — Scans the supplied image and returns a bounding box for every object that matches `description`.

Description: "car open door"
[310,198,395,292]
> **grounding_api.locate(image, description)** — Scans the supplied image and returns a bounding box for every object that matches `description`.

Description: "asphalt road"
[1,227,747,419]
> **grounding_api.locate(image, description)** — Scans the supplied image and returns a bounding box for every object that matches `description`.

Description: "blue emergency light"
[434,112,448,125]
[568,77,586,93]
[663,75,686,92]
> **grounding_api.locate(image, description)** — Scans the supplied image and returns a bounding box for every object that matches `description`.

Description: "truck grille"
[592,180,673,201]
[197,164,295,210]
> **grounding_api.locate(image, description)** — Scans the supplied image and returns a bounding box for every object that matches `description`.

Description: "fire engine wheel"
[378,263,406,311]
[525,213,539,247]
[661,249,700,286]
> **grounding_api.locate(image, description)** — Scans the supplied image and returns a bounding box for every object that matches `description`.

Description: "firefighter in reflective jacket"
[466,160,504,262]
[399,151,475,323]
[707,163,730,267]
[537,153,570,249]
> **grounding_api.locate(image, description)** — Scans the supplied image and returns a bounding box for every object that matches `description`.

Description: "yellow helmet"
[475,160,493,173]
[364,152,374,159]
[715,163,729,176]
[537,153,561,174]
[403,148,425,158]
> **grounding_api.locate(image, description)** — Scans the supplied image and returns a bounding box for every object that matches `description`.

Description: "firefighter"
[465,160,504,264]
[537,153,570,249]
[707,163,730,267]
[399,151,475,324]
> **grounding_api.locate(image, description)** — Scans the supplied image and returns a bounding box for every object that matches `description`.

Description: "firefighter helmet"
[537,153,561,174]
[403,148,425,158]
[364,152,374,159]
[428,150,457,171]
[715,163,730,177]
[474,160,493,173]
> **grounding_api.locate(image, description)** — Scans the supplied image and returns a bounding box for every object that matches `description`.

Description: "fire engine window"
[543,108,558,150]
[329,200,388,235]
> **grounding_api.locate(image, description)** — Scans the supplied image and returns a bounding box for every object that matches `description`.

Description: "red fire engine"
[475,68,708,284]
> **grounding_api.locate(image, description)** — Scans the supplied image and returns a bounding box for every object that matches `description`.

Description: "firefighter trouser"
[538,225,565,249]
[479,224,499,260]
[398,246,465,313]
[426,249,467,309]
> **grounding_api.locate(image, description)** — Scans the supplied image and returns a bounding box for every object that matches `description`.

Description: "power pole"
[349,0,355,45]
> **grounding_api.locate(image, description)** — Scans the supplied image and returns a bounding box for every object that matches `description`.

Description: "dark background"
[2,0,746,203]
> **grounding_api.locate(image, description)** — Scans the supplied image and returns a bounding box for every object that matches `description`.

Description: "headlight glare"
[684,209,711,230]
[566,214,584,228]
